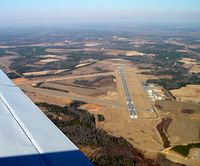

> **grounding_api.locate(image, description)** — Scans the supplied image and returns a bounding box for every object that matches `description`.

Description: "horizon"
[0,0,200,27]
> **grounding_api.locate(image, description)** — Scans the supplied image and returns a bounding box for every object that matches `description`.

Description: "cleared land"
[0,55,15,71]
[189,65,200,74]
[22,69,68,77]
[167,118,200,145]
[170,85,200,103]
[36,58,59,64]
[155,100,200,147]
[104,49,145,56]
[179,58,197,65]
[155,100,200,115]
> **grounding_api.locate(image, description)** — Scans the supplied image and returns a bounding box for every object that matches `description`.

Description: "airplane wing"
[0,70,93,166]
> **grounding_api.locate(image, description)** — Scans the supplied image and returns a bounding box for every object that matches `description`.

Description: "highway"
[118,66,138,119]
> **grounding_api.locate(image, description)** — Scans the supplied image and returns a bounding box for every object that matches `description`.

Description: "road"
[118,66,138,119]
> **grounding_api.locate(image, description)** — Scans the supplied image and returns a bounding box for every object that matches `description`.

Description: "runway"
[118,66,137,119]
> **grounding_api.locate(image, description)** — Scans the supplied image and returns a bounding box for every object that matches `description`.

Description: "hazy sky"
[0,0,200,26]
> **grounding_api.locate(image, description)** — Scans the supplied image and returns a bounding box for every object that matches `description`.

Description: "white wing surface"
[0,70,93,166]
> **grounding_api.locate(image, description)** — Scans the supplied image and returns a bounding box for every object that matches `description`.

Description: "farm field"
[170,85,200,103]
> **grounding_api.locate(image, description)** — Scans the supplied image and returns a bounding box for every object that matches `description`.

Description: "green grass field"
[172,143,200,157]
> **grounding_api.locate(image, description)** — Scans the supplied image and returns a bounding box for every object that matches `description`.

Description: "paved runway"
[118,66,137,119]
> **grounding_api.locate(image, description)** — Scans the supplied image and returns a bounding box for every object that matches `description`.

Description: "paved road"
[118,66,138,119]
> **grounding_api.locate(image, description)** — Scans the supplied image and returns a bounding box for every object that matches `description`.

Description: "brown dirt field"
[0,55,15,71]
[126,51,145,56]
[155,100,200,114]
[84,42,100,47]
[0,46,16,49]
[75,63,91,68]
[189,65,200,74]
[13,78,29,84]
[158,75,174,79]
[23,89,71,106]
[98,91,118,101]
[189,148,200,164]
[179,58,197,65]
[170,85,200,103]
[167,118,200,145]
[81,104,103,113]
[23,69,68,77]
[39,54,68,60]
[176,49,189,53]
[155,100,200,146]
[40,55,57,58]
[36,58,59,64]
[104,49,145,56]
